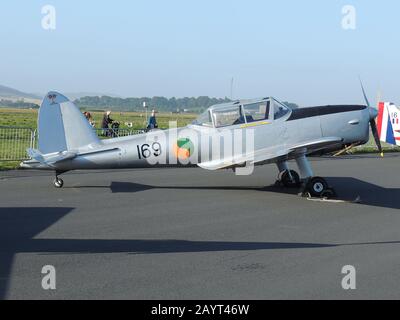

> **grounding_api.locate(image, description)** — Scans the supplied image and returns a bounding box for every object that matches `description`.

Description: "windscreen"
[243,101,270,123]
[212,107,244,127]
[273,100,290,120]
[192,110,213,127]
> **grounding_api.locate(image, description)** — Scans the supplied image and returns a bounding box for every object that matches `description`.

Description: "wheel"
[307,177,328,198]
[279,170,301,188]
[54,178,64,188]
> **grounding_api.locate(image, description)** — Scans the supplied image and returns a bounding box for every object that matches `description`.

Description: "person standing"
[102,111,114,136]
[147,109,158,131]
[83,111,95,127]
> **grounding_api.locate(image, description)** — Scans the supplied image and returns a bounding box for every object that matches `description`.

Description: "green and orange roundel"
[173,138,194,160]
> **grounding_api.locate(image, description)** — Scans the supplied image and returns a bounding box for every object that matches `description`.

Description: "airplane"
[377,101,400,146]
[20,87,382,199]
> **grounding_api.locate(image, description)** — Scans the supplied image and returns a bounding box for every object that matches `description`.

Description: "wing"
[287,136,344,156]
[197,136,343,171]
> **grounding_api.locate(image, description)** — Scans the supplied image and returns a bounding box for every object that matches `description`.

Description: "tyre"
[54,178,64,188]
[280,170,301,188]
[307,177,328,198]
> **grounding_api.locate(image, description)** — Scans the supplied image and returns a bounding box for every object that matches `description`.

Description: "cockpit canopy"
[192,97,291,128]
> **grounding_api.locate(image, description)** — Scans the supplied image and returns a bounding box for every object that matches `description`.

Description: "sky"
[0,0,399,106]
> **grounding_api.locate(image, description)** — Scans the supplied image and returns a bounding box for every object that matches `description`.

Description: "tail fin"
[376,101,400,146]
[38,92,100,154]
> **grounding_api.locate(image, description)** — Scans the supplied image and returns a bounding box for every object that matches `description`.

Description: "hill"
[0,85,41,100]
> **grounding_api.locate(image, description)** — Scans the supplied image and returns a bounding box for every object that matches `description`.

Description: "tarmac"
[1,153,400,299]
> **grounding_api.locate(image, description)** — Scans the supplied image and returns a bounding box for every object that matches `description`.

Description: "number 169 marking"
[137,142,162,159]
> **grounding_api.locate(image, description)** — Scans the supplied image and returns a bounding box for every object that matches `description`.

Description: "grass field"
[0,107,398,170]
[0,108,39,128]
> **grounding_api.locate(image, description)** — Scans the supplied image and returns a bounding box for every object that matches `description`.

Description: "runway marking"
[306,196,361,204]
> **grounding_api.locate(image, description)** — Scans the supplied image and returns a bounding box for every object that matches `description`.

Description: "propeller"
[359,78,384,157]
[370,119,383,157]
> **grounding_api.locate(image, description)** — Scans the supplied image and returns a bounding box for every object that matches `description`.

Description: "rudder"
[377,101,400,146]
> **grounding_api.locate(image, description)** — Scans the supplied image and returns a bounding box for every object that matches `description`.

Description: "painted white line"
[306,196,361,204]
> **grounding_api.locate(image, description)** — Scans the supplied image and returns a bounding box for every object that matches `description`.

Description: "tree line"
[75,96,299,113]
[75,96,232,113]
[0,99,40,109]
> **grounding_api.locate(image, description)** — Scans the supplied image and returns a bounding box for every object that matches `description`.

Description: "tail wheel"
[279,170,301,188]
[307,177,328,198]
[54,178,64,188]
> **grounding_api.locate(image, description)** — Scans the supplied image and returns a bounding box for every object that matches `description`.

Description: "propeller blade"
[359,78,383,157]
[370,119,384,157]
[359,77,371,108]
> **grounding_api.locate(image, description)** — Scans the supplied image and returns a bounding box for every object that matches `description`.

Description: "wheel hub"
[313,182,324,193]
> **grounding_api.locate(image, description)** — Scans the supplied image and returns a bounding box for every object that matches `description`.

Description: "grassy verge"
[0,161,20,171]
[352,147,400,154]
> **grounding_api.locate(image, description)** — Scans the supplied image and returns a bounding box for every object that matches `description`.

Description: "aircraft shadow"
[2,207,400,299]
[104,177,400,210]
[0,207,74,300]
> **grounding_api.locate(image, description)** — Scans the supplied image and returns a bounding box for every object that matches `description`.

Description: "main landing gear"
[302,176,337,199]
[276,170,301,188]
[275,161,301,188]
[276,157,337,199]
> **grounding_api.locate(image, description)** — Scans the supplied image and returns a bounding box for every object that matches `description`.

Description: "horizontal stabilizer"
[26,147,121,168]
[27,148,77,167]
[27,149,46,164]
